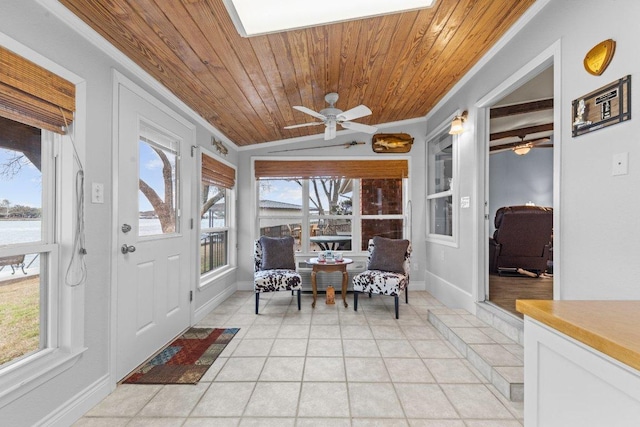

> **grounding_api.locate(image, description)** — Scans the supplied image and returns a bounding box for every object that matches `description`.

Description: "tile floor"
[75,290,524,426]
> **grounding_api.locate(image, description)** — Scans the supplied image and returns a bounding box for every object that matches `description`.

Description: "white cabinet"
[524,317,640,427]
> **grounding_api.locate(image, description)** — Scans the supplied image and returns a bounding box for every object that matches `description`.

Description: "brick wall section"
[360,179,404,250]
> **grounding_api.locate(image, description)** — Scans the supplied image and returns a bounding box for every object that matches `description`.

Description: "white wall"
[0,2,238,424]
[489,147,554,234]
[425,0,640,307]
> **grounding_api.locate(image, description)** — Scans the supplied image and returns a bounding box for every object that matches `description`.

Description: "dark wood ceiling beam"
[490,123,554,141]
[490,98,553,119]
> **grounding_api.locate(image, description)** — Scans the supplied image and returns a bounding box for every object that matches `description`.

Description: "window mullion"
[352,178,361,252]
[302,180,309,252]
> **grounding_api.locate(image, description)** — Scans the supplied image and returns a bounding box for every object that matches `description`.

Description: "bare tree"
[0,199,9,218]
[0,117,41,177]
[138,146,176,233]
[140,148,225,233]
[201,185,225,218]
[295,178,351,215]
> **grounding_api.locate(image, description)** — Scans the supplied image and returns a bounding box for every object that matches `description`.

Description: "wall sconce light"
[512,144,532,156]
[449,111,468,135]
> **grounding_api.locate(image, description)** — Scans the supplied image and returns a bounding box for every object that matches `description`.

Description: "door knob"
[121,244,136,254]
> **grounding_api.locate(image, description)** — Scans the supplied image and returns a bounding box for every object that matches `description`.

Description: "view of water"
[0,220,41,245]
[0,220,42,280]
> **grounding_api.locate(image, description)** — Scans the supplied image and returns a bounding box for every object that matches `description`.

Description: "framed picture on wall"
[572,75,631,137]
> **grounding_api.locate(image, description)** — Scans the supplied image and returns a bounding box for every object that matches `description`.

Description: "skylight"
[223,0,436,37]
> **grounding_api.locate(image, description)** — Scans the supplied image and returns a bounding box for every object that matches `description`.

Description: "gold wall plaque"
[584,39,616,76]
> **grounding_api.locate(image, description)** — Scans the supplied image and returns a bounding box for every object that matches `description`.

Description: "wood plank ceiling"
[59,0,537,147]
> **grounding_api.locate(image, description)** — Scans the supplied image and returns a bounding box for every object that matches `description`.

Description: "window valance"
[255,159,408,179]
[0,45,75,134]
[202,153,236,188]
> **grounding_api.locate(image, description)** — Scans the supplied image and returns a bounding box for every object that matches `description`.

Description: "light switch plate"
[460,196,470,208]
[92,182,104,203]
[613,152,628,176]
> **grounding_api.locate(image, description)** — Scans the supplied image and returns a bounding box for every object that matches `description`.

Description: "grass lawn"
[0,276,40,365]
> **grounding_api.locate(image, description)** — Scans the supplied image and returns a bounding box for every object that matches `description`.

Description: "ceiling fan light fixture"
[223,0,436,37]
[449,111,468,135]
[513,144,532,156]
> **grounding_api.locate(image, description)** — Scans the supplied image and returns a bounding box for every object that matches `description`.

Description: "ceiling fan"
[490,136,553,155]
[285,92,378,140]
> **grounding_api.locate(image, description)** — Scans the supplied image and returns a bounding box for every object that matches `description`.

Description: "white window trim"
[426,113,460,247]
[0,36,87,408]
[198,147,237,289]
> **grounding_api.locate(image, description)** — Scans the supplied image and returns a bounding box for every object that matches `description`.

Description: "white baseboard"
[37,374,111,427]
[408,280,426,292]
[194,284,238,324]
[236,280,254,291]
[425,271,474,312]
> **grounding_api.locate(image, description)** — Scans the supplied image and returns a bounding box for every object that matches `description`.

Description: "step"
[427,307,524,402]
[475,302,525,346]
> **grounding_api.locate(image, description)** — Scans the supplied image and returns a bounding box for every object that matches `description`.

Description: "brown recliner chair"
[489,206,553,275]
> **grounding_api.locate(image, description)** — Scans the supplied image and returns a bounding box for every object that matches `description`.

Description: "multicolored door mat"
[123,327,239,384]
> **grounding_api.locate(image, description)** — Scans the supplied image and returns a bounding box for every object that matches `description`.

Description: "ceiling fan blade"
[490,137,552,152]
[292,105,326,121]
[283,122,324,129]
[324,123,336,140]
[340,121,378,134]
[337,105,372,121]
[529,137,552,146]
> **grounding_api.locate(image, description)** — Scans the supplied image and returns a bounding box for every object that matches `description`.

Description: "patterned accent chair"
[254,238,302,314]
[352,238,411,319]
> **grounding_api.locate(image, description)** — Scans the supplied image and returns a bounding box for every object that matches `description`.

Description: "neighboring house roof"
[260,200,302,210]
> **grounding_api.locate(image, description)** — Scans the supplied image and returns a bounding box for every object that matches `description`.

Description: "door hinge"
[484,214,489,220]
[190,290,193,302]
[190,218,194,229]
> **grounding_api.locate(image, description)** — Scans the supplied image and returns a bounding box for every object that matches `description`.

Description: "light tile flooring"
[76,291,523,426]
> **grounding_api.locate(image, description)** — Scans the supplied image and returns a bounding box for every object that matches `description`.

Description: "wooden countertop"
[516,300,640,371]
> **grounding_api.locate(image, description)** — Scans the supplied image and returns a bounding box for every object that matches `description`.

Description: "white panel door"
[116,85,193,380]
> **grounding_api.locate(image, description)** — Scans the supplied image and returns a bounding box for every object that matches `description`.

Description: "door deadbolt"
[121,223,132,233]
[121,244,136,254]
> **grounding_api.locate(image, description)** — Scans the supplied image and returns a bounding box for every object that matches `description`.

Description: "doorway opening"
[485,66,554,318]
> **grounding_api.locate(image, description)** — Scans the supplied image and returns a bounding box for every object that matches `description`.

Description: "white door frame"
[473,40,562,304]
[109,70,196,386]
